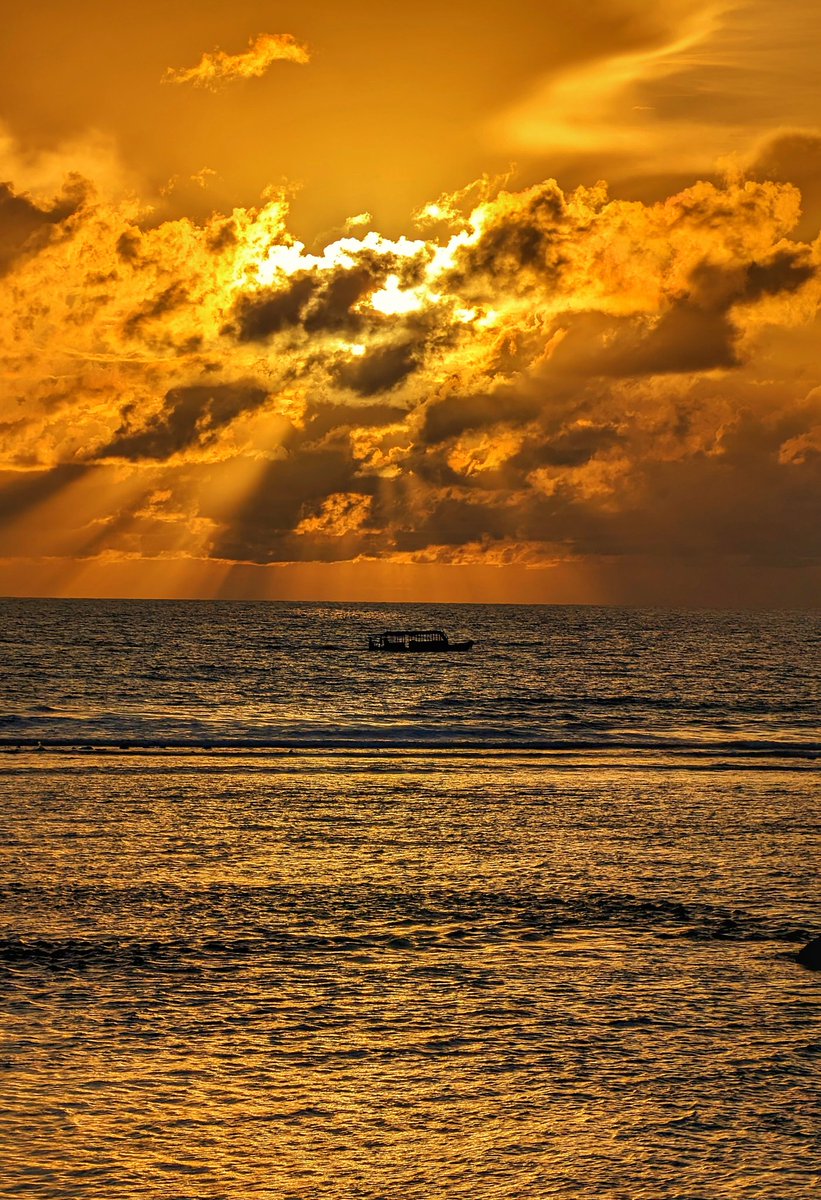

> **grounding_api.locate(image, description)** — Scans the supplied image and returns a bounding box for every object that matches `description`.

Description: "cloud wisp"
[165,33,310,91]
[488,0,821,182]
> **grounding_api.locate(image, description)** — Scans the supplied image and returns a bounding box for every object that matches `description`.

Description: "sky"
[1,0,821,604]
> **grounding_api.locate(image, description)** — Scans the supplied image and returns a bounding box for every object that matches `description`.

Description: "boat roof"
[381,629,447,637]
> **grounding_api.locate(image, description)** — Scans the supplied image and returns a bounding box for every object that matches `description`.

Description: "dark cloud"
[514,422,622,470]
[334,340,418,396]
[116,229,142,262]
[610,303,740,375]
[448,181,569,285]
[740,248,815,302]
[391,493,513,553]
[408,410,622,499]
[0,178,86,277]
[210,444,376,562]
[123,282,189,336]
[747,131,821,241]
[300,400,407,440]
[383,411,821,569]
[230,261,386,342]
[230,273,315,340]
[573,447,821,566]
[0,463,90,526]
[101,383,269,460]
[302,265,379,333]
[206,219,238,253]
[422,389,543,444]
[548,248,816,379]
[516,408,821,566]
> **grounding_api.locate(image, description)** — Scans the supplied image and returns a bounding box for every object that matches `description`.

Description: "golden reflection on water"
[1,752,819,1198]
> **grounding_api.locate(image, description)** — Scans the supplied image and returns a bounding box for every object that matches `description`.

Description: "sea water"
[0,601,819,1198]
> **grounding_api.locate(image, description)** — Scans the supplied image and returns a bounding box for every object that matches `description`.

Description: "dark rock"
[796,936,821,970]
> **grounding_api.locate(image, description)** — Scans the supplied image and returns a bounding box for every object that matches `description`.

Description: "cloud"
[743,129,821,241]
[230,261,384,341]
[334,340,419,396]
[422,389,542,445]
[0,178,88,276]
[542,247,816,378]
[296,492,373,538]
[487,1,821,182]
[165,33,310,91]
[102,383,270,461]
[487,1,723,165]
[0,121,134,201]
[0,155,819,589]
[0,463,90,525]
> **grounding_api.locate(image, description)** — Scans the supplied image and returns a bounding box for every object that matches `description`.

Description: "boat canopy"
[367,628,473,652]
[369,629,448,649]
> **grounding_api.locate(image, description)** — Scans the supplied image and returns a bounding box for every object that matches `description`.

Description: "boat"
[367,629,474,652]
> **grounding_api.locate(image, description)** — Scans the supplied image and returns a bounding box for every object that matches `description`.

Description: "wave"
[0,891,811,976]
[417,692,820,715]
[0,730,819,760]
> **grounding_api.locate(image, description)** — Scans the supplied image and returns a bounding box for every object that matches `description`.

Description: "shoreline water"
[3,752,818,1199]
[1,601,819,1197]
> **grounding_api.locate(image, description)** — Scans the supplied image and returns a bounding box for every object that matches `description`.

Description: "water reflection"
[1,753,818,1197]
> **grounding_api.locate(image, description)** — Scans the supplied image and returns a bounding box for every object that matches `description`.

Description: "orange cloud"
[164,33,310,91]
[0,155,819,595]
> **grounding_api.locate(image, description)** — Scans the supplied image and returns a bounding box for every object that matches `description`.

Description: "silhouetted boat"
[367,629,474,653]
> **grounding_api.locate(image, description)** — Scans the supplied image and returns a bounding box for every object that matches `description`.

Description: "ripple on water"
[0,753,819,1199]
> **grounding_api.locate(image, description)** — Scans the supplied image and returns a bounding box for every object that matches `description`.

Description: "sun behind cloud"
[1,152,819,604]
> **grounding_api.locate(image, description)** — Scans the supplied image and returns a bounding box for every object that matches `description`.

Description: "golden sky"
[1,0,821,603]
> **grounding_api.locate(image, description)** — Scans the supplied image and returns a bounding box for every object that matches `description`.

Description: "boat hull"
[369,641,473,653]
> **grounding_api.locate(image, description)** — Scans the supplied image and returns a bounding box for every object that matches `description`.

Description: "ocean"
[1,600,819,1198]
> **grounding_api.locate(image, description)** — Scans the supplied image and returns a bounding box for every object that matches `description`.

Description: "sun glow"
[369,274,430,316]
